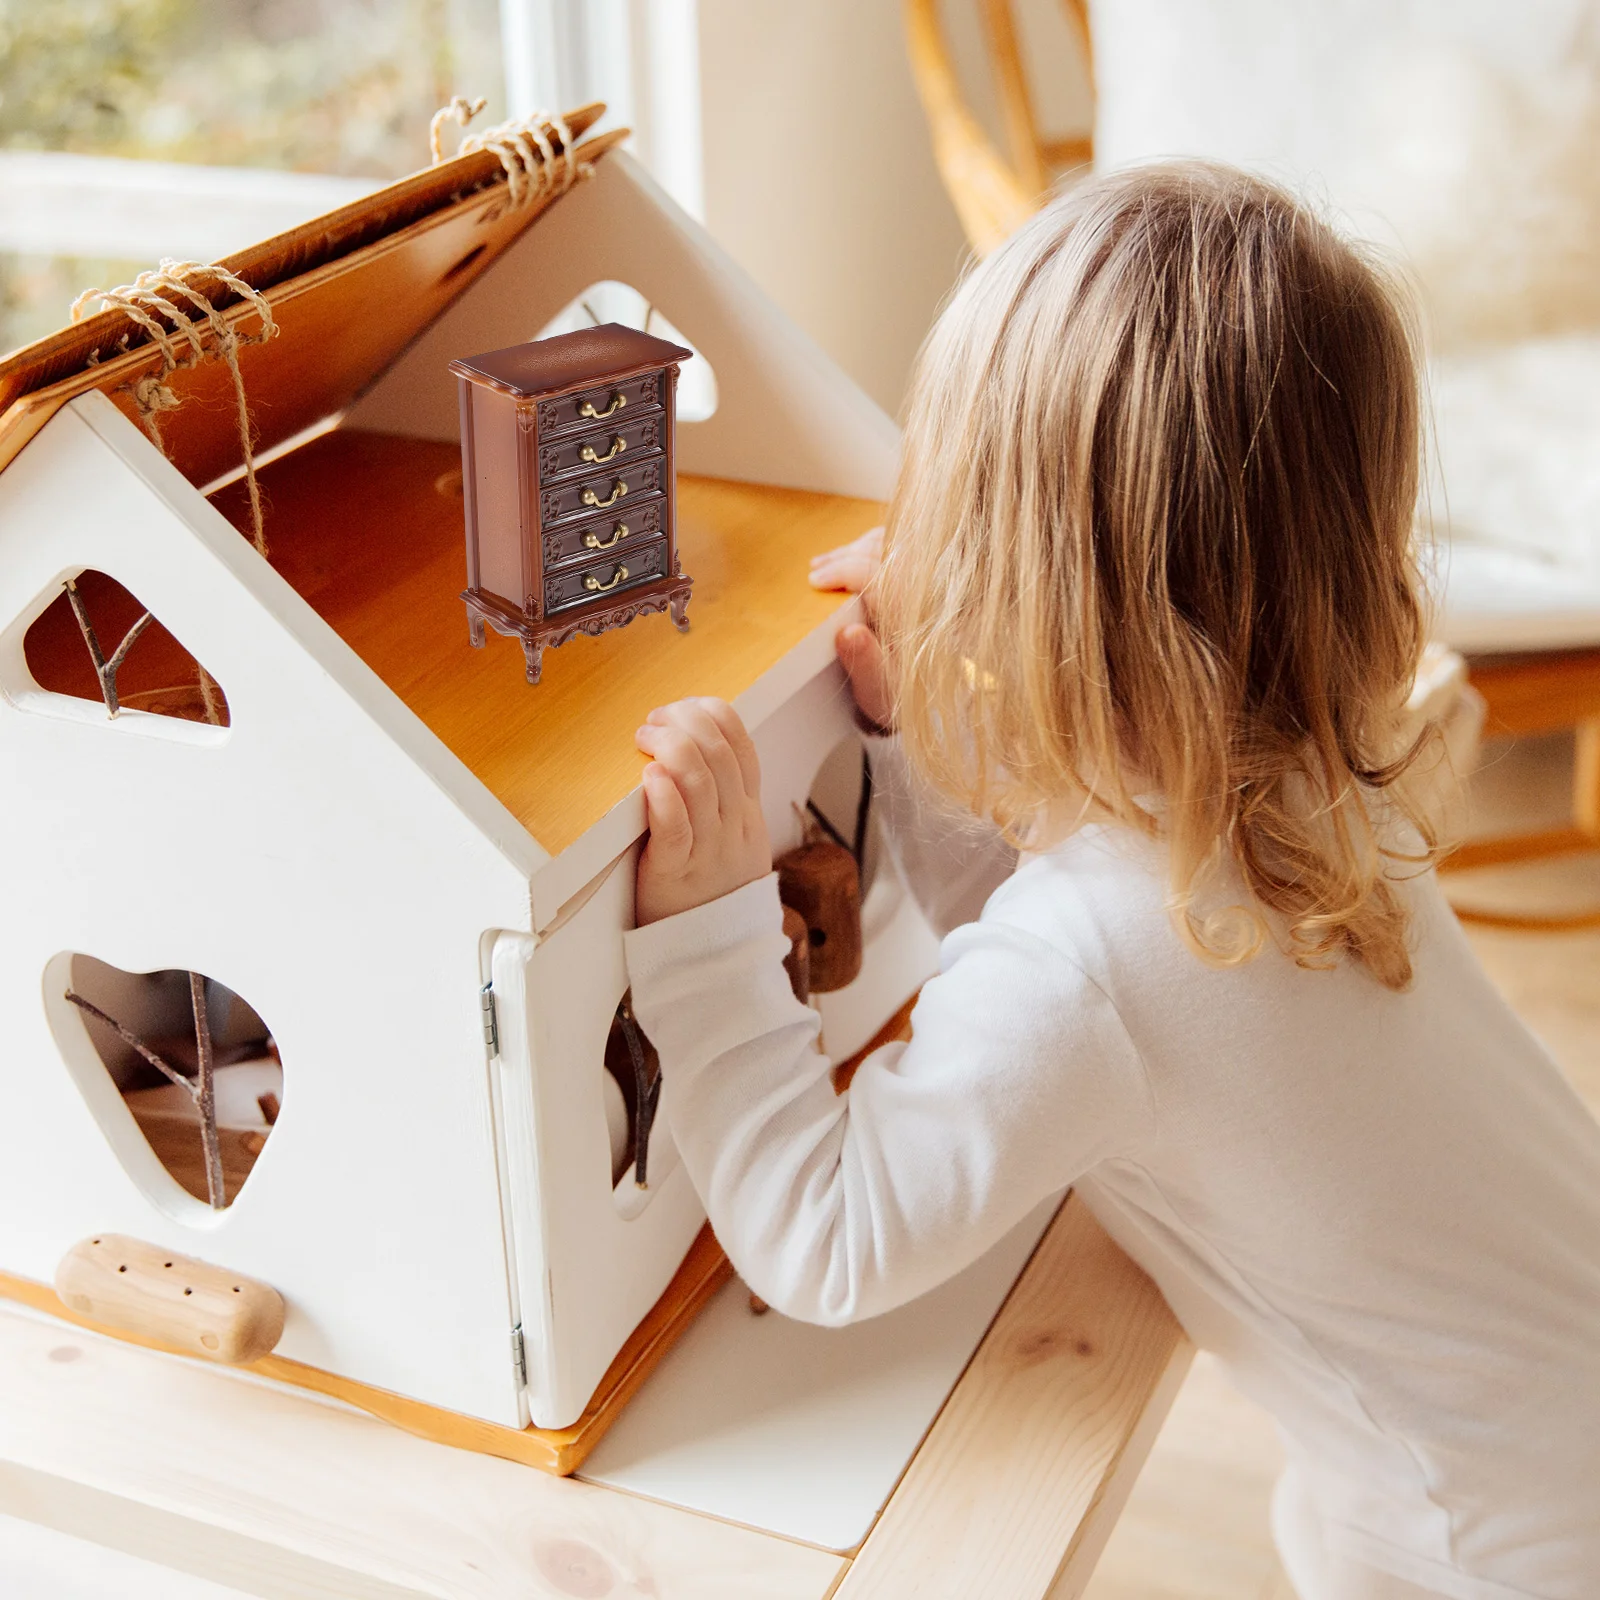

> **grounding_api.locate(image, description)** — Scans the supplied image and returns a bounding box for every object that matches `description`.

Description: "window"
[52,954,282,1212]
[1,1,704,353]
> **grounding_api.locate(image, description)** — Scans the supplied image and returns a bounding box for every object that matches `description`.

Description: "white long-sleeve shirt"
[623,743,1600,1600]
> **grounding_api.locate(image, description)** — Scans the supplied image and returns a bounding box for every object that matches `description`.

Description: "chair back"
[1089,0,1600,347]
[905,0,1093,254]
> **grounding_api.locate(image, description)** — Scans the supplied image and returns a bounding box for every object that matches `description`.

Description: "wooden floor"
[1081,731,1600,1600]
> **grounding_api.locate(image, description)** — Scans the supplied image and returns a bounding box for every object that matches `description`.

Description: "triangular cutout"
[343,151,900,502]
[53,954,280,1210]
[535,280,719,422]
[23,569,230,726]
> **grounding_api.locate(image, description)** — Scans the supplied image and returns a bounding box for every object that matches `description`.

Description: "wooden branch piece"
[54,1235,285,1365]
[188,972,225,1211]
[63,989,194,1097]
[63,577,152,716]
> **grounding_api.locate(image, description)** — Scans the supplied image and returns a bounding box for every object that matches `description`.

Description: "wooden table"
[0,1195,1188,1600]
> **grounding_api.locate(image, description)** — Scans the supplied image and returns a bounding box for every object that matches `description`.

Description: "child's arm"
[629,700,1153,1326]
[810,530,1018,935]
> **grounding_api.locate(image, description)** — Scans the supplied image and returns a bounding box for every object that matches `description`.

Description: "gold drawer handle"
[585,565,629,594]
[582,480,628,509]
[579,393,626,420]
[584,522,629,551]
[581,435,627,465]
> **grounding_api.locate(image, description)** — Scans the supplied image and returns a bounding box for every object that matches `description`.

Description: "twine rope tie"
[70,261,279,557]
[429,95,589,216]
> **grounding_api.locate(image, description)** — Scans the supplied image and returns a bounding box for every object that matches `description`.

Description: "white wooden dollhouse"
[0,112,942,1454]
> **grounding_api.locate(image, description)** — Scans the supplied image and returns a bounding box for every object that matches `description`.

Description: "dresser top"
[450,324,693,399]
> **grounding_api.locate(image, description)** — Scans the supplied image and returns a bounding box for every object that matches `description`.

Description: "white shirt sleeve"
[864,733,1020,938]
[623,872,1156,1326]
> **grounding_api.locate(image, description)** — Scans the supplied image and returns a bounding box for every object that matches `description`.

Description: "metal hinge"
[480,983,499,1056]
[510,1323,527,1387]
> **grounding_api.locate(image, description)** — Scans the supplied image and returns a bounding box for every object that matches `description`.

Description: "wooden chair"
[903,0,1091,254]
[904,0,1600,929]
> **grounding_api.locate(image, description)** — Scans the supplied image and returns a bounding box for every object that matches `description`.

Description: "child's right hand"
[809,527,893,733]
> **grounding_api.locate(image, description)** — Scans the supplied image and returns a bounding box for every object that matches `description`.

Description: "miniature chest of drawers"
[450,324,695,684]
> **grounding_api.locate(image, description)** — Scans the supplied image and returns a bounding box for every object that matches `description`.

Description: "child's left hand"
[635,698,771,926]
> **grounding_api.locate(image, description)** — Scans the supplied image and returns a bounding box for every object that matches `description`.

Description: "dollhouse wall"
[0,395,541,1428]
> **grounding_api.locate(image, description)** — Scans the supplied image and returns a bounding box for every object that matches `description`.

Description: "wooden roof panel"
[0,109,626,484]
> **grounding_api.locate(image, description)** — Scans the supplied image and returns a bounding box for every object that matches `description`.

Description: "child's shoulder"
[984,824,1177,980]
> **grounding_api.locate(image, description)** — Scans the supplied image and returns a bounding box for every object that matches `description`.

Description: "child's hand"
[635,698,771,926]
[809,528,892,733]
[808,525,883,594]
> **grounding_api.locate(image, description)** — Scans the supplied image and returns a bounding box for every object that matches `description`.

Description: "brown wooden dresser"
[450,324,694,684]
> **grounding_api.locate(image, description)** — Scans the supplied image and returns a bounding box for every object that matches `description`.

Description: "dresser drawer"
[544,537,670,615]
[540,456,664,526]
[537,371,664,439]
[539,413,664,484]
[543,495,664,572]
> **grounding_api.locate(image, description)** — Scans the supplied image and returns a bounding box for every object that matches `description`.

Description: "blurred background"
[0,0,1088,414]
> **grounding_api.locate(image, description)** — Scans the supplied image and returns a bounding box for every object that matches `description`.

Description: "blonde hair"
[878,162,1436,989]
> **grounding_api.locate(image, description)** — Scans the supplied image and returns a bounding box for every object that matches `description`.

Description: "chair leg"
[1447,714,1600,932]
[1576,718,1600,838]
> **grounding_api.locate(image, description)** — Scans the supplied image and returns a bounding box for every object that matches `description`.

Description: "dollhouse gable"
[345,150,901,503]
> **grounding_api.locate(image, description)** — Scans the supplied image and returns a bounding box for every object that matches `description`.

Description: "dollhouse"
[0,108,941,1467]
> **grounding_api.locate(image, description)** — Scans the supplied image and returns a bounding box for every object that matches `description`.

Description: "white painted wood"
[343,150,902,502]
[0,396,539,1426]
[0,1510,259,1600]
[501,645,942,1424]
[492,857,706,1429]
[0,393,928,1439]
[499,654,941,1423]
[0,1303,845,1599]
[0,158,930,1442]
[581,1199,1059,1552]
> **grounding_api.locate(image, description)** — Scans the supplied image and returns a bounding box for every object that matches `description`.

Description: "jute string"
[429,96,589,214]
[71,261,278,557]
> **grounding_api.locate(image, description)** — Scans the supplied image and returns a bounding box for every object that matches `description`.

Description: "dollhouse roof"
[0,106,628,486]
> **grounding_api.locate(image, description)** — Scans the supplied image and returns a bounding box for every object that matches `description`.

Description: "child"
[623,164,1600,1600]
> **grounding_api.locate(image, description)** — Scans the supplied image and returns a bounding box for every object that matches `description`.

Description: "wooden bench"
[0,1193,1189,1600]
